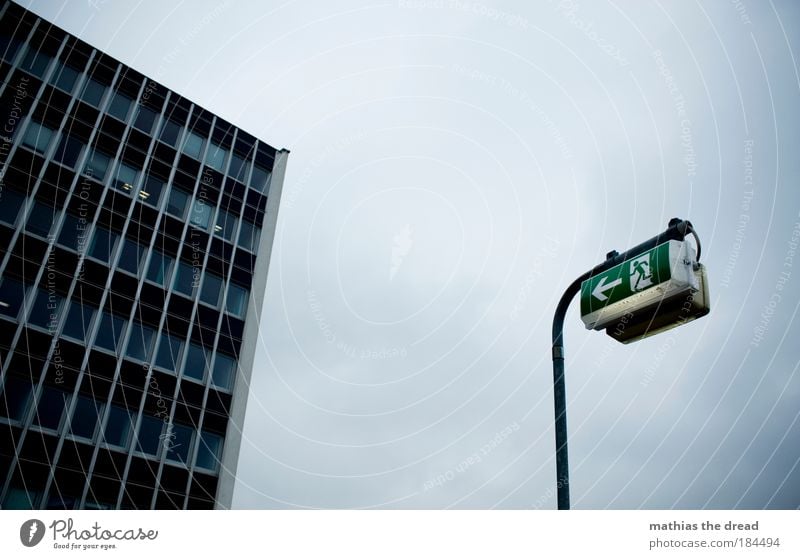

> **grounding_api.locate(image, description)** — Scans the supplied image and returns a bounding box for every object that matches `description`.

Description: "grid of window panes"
[0,1,283,510]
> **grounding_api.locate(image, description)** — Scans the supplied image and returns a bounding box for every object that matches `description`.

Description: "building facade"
[0,1,287,509]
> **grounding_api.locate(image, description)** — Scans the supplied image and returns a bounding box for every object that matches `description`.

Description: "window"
[104,405,133,448]
[114,163,139,193]
[83,148,111,181]
[50,62,79,92]
[53,135,84,168]
[139,175,165,206]
[226,283,248,317]
[0,376,33,421]
[108,92,132,121]
[154,333,184,372]
[200,272,223,307]
[28,289,63,329]
[20,47,51,77]
[159,119,181,147]
[146,251,174,286]
[166,423,193,464]
[125,321,156,361]
[133,105,157,134]
[166,188,190,219]
[182,131,204,159]
[214,209,237,242]
[0,277,28,320]
[212,353,236,390]
[183,343,209,381]
[21,121,54,153]
[80,78,106,107]
[173,261,198,298]
[205,141,228,173]
[0,188,25,225]
[229,152,250,183]
[33,386,68,430]
[118,239,146,276]
[195,431,223,471]
[95,312,125,353]
[88,227,118,263]
[24,201,56,237]
[136,415,163,456]
[190,198,212,231]
[251,164,271,193]
[62,301,96,342]
[2,487,40,510]
[238,220,260,252]
[57,213,85,250]
[70,396,100,439]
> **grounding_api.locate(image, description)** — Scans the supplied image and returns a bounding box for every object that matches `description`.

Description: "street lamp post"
[550,218,703,510]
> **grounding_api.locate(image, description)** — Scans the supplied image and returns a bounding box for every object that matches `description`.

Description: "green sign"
[580,241,673,316]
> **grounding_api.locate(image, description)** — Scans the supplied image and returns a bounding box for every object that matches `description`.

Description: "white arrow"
[592,276,622,301]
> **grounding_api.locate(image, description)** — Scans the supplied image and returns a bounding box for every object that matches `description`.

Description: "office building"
[0,0,288,509]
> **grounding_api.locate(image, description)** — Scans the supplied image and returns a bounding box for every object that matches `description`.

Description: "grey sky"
[25,0,800,509]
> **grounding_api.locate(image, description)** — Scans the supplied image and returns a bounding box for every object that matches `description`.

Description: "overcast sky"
[25,0,800,509]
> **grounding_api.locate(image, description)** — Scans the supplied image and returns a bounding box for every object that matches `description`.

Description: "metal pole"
[549,218,692,510]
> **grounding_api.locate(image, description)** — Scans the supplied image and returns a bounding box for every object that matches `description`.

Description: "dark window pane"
[125,322,156,361]
[212,353,235,390]
[84,149,110,181]
[251,164,271,193]
[50,62,79,92]
[118,239,145,276]
[166,188,189,219]
[159,119,181,147]
[200,273,222,307]
[195,431,223,470]
[173,261,198,298]
[62,301,96,341]
[95,313,125,353]
[21,121,54,153]
[21,47,51,77]
[183,343,209,381]
[114,163,139,193]
[190,198,212,230]
[182,131,204,159]
[214,210,237,242]
[146,251,173,285]
[108,92,132,121]
[205,142,227,173]
[70,396,100,438]
[28,289,63,330]
[133,106,157,134]
[154,333,184,371]
[0,277,27,319]
[0,188,25,225]
[2,487,40,509]
[165,423,193,464]
[139,175,164,206]
[229,153,250,183]
[33,386,68,429]
[53,135,84,167]
[25,201,56,237]
[88,227,118,263]
[237,220,259,252]
[104,405,133,447]
[0,376,33,421]
[80,78,106,107]
[57,213,84,250]
[136,415,163,456]
[226,283,248,317]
